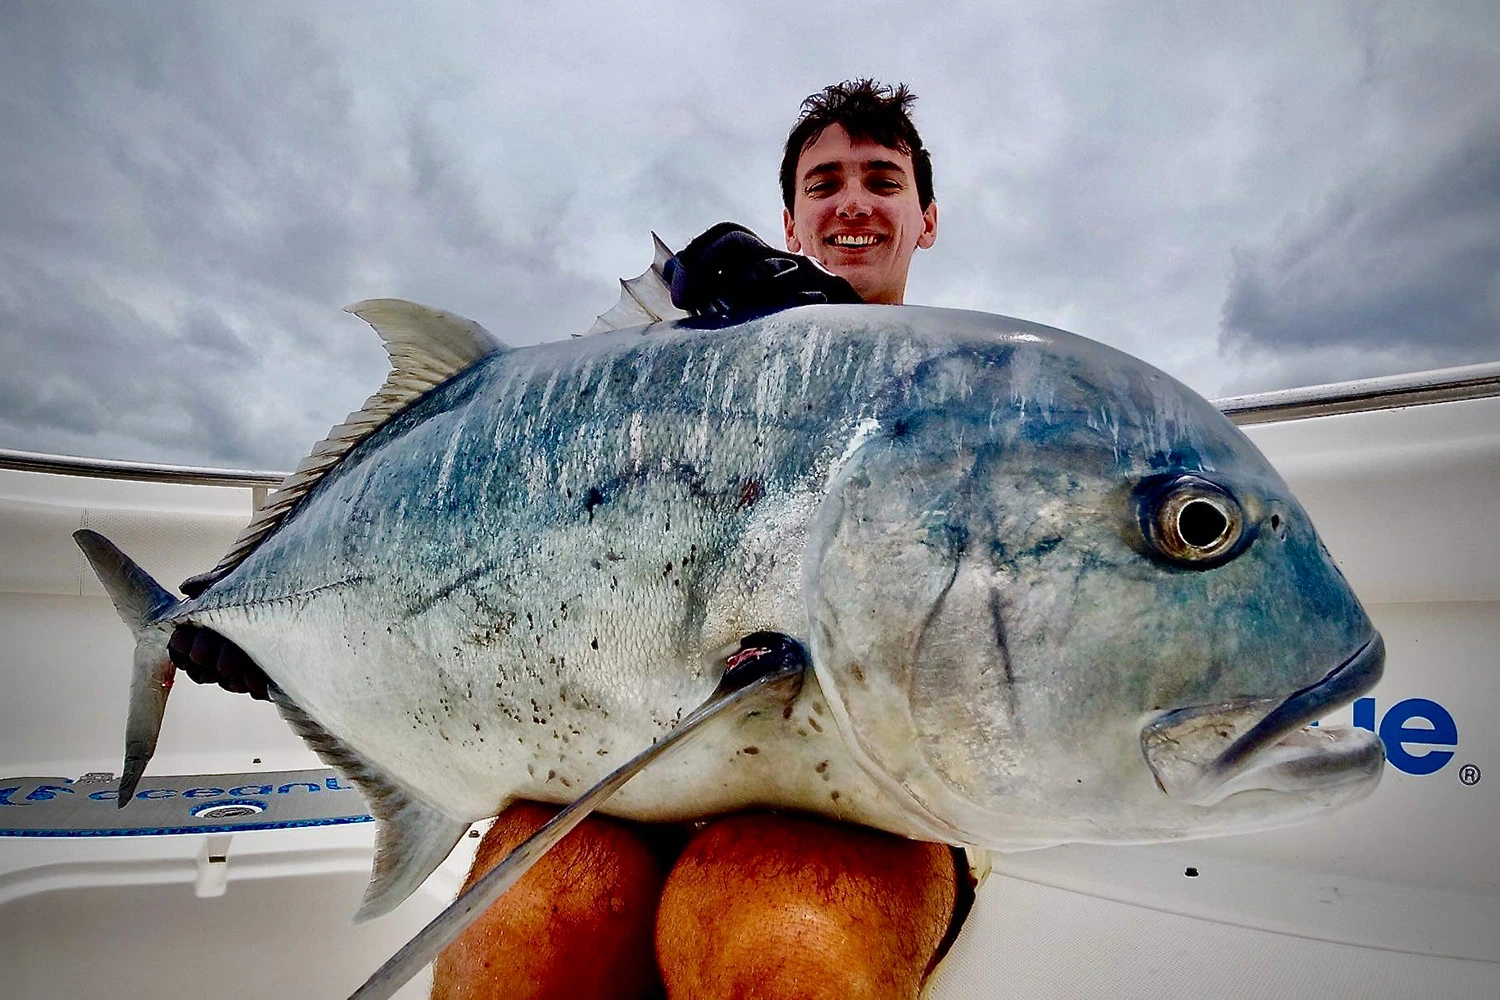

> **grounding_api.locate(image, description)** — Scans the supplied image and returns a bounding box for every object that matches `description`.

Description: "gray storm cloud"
[1,2,1496,467]
[1222,110,1500,369]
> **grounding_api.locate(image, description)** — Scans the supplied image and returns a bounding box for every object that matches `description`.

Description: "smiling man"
[781,80,938,305]
[661,80,938,321]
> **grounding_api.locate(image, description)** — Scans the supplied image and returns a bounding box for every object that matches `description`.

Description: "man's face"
[783,124,938,305]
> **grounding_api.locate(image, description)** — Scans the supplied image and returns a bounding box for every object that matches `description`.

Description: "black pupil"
[1178,499,1228,548]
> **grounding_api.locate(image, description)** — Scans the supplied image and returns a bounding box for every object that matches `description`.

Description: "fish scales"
[188,311,949,834]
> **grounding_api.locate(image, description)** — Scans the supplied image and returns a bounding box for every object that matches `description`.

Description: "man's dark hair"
[780,79,934,213]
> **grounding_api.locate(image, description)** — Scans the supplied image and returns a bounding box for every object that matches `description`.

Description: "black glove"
[168,623,272,701]
[664,222,862,319]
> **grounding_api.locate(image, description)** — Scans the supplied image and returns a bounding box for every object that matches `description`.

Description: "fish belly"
[194,573,935,843]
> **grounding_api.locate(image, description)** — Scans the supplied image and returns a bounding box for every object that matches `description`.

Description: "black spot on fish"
[807,717,823,733]
[829,791,841,801]
[585,487,605,522]
[741,746,760,755]
[1031,537,1063,557]
[815,761,828,773]
[591,637,599,650]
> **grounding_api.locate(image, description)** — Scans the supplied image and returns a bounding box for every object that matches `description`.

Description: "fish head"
[804,312,1384,849]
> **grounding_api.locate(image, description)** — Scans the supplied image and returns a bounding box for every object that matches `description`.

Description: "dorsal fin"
[182,300,506,596]
[584,232,689,335]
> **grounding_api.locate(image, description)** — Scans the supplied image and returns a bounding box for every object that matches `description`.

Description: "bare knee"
[431,801,666,1000]
[655,812,958,1000]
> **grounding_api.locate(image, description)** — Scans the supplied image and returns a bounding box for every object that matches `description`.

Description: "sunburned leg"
[655,813,960,1000]
[431,801,667,1000]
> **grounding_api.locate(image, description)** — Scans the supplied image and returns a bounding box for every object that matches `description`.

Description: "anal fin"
[270,687,467,922]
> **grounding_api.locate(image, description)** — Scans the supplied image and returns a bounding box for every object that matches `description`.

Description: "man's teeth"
[830,234,880,247]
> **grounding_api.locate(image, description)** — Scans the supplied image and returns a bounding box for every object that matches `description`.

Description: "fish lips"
[1141,633,1386,807]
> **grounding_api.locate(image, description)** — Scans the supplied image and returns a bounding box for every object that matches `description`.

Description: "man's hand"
[664,222,862,319]
[167,623,272,701]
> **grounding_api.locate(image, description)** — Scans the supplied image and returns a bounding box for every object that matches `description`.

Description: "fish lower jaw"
[1184,723,1385,808]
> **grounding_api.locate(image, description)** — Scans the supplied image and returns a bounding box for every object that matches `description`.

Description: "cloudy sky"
[2,1,1496,469]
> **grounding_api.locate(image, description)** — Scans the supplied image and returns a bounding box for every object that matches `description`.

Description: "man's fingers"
[656,813,959,1000]
[167,623,198,657]
[214,641,249,693]
[167,623,272,699]
[169,624,213,685]
[189,628,221,669]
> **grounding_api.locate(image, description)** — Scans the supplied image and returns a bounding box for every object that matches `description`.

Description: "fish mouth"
[1140,633,1386,807]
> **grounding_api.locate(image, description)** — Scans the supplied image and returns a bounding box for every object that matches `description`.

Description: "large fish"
[76,297,1384,930]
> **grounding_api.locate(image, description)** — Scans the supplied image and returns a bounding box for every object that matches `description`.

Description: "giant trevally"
[75,291,1384,950]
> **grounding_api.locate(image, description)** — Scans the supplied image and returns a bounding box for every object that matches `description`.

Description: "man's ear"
[783,207,801,253]
[917,201,938,250]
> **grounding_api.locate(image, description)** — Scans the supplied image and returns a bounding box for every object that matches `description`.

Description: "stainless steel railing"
[1212,360,1500,424]
[0,448,284,488]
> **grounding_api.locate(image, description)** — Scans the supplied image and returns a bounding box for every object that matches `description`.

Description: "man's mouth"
[826,233,885,249]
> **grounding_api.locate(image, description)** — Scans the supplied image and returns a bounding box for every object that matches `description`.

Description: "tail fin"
[73,529,181,807]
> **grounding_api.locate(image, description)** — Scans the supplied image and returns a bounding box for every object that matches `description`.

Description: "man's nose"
[835,192,872,219]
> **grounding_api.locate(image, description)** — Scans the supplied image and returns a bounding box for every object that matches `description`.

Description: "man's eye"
[870,179,901,192]
[807,182,835,195]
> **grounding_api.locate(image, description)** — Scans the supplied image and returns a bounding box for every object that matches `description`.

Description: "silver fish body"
[88,303,1385,915]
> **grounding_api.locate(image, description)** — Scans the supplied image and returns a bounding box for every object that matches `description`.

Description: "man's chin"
[818,261,891,303]
[844,273,901,304]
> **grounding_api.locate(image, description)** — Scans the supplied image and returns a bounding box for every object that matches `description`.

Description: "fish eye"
[1139,476,1245,567]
